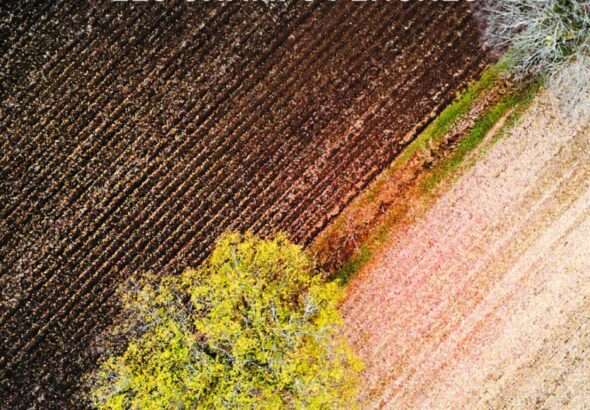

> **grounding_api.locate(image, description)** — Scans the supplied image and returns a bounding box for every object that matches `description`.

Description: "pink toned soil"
[343,93,590,409]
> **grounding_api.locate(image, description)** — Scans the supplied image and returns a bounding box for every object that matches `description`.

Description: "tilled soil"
[0,1,487,407]
[343,93,590,409]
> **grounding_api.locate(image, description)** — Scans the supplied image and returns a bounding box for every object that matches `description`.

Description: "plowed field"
[0,1,487,407]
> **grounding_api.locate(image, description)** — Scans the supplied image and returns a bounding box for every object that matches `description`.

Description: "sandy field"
[343,93,590,409]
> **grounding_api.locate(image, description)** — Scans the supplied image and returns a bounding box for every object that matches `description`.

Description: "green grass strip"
[421,80,541,192]
[333,61,537,286]
[394,59,508,166]
[355,61,509,212]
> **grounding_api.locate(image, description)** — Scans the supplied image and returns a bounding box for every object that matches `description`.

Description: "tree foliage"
[482,0,590,121]
[483,0,589,76]
[88,232,362,409]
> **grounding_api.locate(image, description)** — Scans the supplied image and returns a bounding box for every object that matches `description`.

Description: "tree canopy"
[483,0,590,121]
[483,0,589,77]
[88,232,362,409]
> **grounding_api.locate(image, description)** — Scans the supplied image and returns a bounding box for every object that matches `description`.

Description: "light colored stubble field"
[343,92,590,409]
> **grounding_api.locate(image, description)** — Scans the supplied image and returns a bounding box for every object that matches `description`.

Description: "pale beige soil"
[343,92,590,409]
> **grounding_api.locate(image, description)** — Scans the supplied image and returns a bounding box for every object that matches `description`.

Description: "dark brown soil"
[0,1,488,407]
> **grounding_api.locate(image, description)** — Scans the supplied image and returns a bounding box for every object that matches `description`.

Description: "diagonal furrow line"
[137,3,396,271]
[0,5,183,220]
[0,0,332,366]
[178,2,443,264]
[0,4,240,266]
[0,2,133,153]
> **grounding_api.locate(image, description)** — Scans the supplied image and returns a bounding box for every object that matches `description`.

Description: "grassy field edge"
[314,62,540,285]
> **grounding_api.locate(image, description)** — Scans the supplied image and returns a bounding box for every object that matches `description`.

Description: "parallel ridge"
[0,1,488,407]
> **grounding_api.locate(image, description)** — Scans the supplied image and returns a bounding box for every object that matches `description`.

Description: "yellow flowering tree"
[89,232,362,409]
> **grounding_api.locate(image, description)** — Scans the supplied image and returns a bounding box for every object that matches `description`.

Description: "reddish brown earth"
[343,94,590,408]
[0,1,487,407]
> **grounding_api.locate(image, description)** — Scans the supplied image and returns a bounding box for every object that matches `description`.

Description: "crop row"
[1,4,193,230]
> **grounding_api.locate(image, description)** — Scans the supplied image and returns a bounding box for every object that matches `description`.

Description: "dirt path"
[343,92,590,409]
